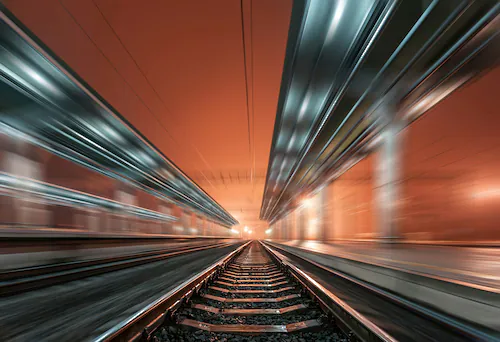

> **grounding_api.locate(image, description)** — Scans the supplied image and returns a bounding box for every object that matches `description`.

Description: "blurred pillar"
[190,213,197,235]
[307,190,324,240]
[283,216,289,240]
[2,138,48,227]
[316,188,328,242]
[323,183,335,242]
[159,202,173,234]
[181,211,190,234]
[115,183,137,232]
[201,217,207,236]
[374,104,404,240]
[291,211,298,240]
[207,220,213,236]
[298,208,306,240]
[171,205,184,234]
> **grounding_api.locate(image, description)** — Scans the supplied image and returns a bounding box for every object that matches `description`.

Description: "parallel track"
[97,241,378,342]
[0,241,234,296]
[97,240,498,342]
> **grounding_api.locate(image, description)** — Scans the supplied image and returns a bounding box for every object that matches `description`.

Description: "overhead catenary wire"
[240,0,254,185]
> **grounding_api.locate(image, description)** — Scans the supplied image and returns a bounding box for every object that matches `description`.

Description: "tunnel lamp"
[244,226,248,232]
[473,189,500,199]
[265,229,272,235]
[301,198,313,208]
[231,229,239,234]
[22,65,59,94]
[248,230,252,234]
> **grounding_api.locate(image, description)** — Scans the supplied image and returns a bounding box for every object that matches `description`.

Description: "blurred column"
[201,217,207,236]
[190,213,197,235]
[307,190,324,240]
[374,104,404,240]
[297,207,307,240]
[290,209,299,240]
[159,202,174,234]
[283,214,290,240]
[271,224,276,239]
[197,216,204,236]
[115,184,137,233]
[180,209,190,235]
[316,188,329,242]
[207,220,213,236]
[323,183,335,242]
[137,191,158,234]
[1,137,48,227]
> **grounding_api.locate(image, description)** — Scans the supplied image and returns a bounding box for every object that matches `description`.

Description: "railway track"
[98,241,385,342]
[96,240,499,342]
[166,241,346,341]
[0,241,234,296]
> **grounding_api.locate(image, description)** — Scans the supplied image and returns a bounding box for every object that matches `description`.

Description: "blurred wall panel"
[0,131,231,237]
[400,67,500,242]
[331,155,375,240]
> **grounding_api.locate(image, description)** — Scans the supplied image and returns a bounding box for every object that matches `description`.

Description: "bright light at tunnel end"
[301,198,313,208]
[265,229,272,235]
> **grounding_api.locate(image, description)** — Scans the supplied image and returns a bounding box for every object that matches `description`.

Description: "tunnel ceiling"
[261,0,499,223]
[1,0,293,232]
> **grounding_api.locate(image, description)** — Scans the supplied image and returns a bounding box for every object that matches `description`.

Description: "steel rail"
[93,241,251,342]
[0,241,238,296]
[261,241,396,342]
[262,241,498,342]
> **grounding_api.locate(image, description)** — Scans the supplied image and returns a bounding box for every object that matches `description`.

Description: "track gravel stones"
[153,241,349,341]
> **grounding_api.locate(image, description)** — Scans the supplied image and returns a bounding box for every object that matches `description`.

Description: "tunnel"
[0,1,499,341]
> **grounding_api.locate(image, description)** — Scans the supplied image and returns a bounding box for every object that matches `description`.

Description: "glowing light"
[244,226,248,232]
[102,124,125,143]
[248,230,253,234]
[301,198,313,208]
[473,189,500,199]
[265,229,272,235]
[406,76,470,120]
[325,0,346,42]
[309,218,318,225]
[287,134,296,152]
[19,63,60,94]
[297,93,311,121]
[231,229,239,234]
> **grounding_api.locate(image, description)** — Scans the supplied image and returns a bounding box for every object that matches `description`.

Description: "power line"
[240,0,253,180]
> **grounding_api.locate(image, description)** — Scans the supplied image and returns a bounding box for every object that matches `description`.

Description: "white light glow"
[325,0,346,42]
[406,76,470,120]
[102,124,125,143]
[302,198,313,208]
[265,229,273,235]
[248,230,252,234]
[297,93,311,121]
[287,134,296,152]
[244,226,248,232]
[231,229,239,234]
[20,63,60,94]
[473,189,500,199]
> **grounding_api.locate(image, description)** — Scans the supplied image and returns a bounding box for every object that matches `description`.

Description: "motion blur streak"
[0,0,499,341]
